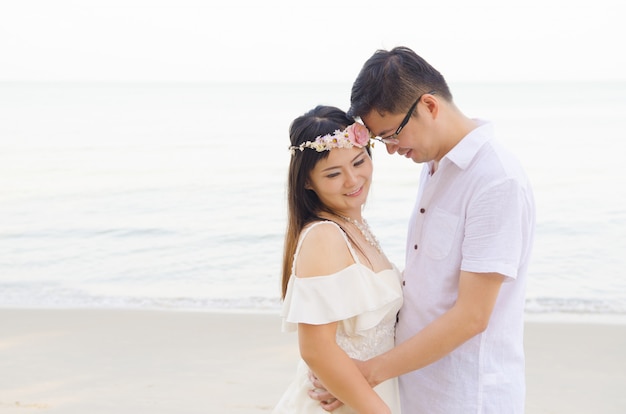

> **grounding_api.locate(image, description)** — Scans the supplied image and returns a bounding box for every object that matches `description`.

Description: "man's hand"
[307,370,344,411]
[306,358,377,411]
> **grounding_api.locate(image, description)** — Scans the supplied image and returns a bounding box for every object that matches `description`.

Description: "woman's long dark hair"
[281,106,371,298]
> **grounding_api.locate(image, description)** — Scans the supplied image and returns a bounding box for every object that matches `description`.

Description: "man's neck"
[435,114,478,165]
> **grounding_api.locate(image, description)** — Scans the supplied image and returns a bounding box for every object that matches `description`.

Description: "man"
[313,46,535,413]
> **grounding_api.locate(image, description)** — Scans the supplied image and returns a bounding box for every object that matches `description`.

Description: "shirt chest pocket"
[423,207,460,260]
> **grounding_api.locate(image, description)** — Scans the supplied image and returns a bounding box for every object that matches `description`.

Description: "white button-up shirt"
[396,120,536,413]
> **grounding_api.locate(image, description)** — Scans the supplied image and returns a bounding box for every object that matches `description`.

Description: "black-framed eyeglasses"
[371,90,436,144]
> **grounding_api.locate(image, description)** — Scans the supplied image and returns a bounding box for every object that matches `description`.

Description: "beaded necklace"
[338,215,383,254]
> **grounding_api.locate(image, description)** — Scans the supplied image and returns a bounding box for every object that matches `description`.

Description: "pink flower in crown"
[346,123,371,147]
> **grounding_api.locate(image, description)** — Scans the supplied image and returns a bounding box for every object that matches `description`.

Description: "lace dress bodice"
[335,291,398,360]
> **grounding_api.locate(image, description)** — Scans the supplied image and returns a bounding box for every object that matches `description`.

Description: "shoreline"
[1,308,625,413]
[4,305,626,323]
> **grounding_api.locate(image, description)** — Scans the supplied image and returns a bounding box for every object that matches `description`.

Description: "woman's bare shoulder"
[296,221,354,278]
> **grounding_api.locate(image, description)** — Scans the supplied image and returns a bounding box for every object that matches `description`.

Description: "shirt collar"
[440,119,493,170]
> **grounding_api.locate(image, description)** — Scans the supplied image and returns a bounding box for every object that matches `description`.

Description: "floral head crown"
[289,123,371,155]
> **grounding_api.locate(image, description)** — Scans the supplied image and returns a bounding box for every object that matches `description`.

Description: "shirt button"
[402,280,406,286]
[420,208,426,213]
[414,244,418,250]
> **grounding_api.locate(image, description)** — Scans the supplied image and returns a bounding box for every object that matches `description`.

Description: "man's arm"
[310,270,505,411]
[363,270,505,386]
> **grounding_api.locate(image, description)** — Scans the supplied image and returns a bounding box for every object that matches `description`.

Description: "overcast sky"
[0,0,623,83]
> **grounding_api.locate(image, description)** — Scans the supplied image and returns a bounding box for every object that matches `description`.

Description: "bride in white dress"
[272,106,403,414]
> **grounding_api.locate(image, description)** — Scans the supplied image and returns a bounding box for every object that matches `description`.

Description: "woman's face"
[306,146,373,217]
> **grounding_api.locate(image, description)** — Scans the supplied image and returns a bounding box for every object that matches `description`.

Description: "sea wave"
[2,282,625,316]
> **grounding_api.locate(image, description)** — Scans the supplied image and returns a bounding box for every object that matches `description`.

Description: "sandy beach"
[1,309,625,414]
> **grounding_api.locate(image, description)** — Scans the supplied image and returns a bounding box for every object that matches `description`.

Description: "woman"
[272,106,403,414]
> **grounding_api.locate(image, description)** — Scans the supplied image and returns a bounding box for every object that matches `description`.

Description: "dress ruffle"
[281,264,402,336]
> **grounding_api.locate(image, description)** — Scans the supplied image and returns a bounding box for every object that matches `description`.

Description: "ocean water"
[1,81,625,318]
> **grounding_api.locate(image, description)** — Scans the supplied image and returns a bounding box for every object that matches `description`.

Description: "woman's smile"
[345,186,364,197]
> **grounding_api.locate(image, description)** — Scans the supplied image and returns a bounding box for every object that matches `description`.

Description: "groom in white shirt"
[311,46,535,413]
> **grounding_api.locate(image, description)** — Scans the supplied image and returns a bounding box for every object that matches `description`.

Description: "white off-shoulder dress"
[272,221,403,414]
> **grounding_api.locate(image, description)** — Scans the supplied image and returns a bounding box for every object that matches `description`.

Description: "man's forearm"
[369,271,505,385]
[372,307,483,384]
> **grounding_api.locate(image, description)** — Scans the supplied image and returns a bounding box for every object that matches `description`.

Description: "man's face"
[362,102,435,164]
